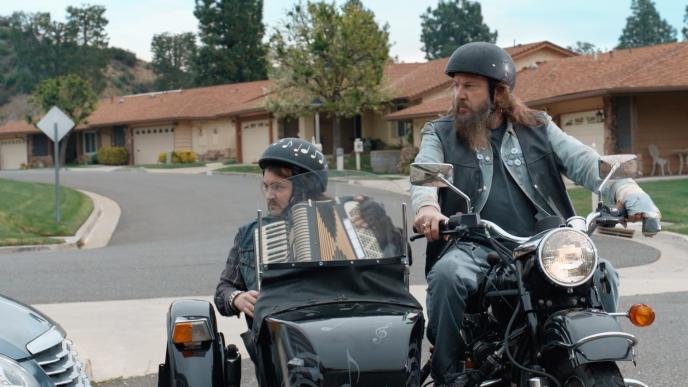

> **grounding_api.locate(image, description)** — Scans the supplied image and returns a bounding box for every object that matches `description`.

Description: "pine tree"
[193,0,267,86]
[617,0,677,49]
[151,32,196,90]
[420,0,497,60]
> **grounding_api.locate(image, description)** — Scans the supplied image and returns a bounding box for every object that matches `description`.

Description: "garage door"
[133,127,174,165]
[241,120,270,163]
[561,111,605,155]
[0,138,28,170]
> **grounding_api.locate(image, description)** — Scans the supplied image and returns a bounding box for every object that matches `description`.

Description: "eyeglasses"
[261,180,291,196]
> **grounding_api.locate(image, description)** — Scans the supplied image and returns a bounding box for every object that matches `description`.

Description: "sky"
[1,0,686,63]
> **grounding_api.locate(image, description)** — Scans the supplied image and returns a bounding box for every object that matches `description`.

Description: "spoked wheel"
[561,362,625,387]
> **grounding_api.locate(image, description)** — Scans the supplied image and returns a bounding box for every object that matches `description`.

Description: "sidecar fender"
[541,309,636,368]
[159,299,226,387]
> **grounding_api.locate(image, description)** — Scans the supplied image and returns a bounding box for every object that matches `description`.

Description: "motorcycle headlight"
[537,229,598,287]
[0,355,40,387]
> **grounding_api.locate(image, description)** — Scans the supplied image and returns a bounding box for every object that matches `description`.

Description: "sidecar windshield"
[256,170,406,270]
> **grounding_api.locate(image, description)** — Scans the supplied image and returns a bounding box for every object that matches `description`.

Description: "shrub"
[397,146,419,175]
[97,147,129,165]
[157,150,197,164]
[176,150,197,163]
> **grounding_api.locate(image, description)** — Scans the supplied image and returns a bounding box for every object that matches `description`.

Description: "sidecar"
[159,171,424,387]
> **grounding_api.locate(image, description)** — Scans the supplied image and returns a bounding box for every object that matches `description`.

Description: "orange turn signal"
[172,319,212,344]
[628,304,655,327]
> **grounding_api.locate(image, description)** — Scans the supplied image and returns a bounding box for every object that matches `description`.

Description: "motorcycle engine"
[487,266,519,326]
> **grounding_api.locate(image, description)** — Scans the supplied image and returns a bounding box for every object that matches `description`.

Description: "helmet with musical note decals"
[259,138,328,193]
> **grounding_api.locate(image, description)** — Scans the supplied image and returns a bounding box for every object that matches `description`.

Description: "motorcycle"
[409,155,657,387]
[157,171,425,387]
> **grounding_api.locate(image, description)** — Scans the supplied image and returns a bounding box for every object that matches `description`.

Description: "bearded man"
[411,42,661,387]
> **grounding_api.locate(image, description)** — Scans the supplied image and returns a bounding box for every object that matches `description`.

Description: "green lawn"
[140,162,207,169]
[568,179,688,234]
[0,179,94,246]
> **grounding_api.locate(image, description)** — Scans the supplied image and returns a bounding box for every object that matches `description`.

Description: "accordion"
[255,198,385,265]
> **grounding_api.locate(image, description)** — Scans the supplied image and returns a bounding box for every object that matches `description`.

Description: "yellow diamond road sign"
[36,106,75,142]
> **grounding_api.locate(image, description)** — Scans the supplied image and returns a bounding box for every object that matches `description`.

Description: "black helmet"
[258,138,328,193]
[444,42,516,90]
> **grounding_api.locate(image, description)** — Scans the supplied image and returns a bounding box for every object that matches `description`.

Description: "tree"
[65,4,110,92]
[30,74,98,164]
[4,5,110,93]
[193,0,267,86]
[617,0,677,49]
[266,0,390,154]
[151,32,197,90]
[420,0,497,60]
[567,41,598,55]
[683,5,688,40]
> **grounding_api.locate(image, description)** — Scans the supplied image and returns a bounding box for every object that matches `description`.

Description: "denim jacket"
[411,115,658,219]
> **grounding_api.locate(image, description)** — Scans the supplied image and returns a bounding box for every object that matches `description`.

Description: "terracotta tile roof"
[387,41,688,120]
[383,41,575,101]
[0,120,39,135]
[83,80,272,128]
[516,41,688,104]
[385,59,451,100]
[81,41,577,127]
[386,94,452,120]
[504,41,577,58]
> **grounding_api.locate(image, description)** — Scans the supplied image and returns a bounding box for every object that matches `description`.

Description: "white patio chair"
[648,144,671,176]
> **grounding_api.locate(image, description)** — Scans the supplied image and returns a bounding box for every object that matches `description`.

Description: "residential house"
[386,41,688,175]
[0,120,45,170]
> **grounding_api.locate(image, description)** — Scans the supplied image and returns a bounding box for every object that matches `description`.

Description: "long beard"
[453,99,491,150]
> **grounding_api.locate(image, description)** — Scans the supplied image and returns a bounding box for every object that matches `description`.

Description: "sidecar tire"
[560,362,625,387]
[405,342,422,387]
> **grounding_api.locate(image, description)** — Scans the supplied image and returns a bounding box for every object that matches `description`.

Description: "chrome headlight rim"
[537,228,598,288]
[0,354,41,387]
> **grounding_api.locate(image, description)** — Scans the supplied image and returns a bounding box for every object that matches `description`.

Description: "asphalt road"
[0,169,676,386]
[0,170,657,304]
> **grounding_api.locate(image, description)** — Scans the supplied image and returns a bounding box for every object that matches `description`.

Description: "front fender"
[161,299,225,387]
[541,309,635,368]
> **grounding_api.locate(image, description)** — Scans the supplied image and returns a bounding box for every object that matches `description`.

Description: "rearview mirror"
[410,163,454,187]
[598,154,639,180]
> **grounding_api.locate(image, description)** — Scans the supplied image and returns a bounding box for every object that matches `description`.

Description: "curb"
[0,189,119,254]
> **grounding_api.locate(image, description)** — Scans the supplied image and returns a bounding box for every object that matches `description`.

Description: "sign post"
[36,106,75,224]
[353,138,363,171]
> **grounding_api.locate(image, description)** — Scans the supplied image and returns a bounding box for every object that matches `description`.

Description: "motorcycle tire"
[406,342,422,387]
[559,362,625,387]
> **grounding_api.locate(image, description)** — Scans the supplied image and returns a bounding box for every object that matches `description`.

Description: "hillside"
[0,51,157,124]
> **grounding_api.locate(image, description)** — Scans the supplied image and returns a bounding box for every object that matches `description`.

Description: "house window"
[396,120,412,138]
[31,134,50,156]
[113,126,126,147]
[84,131,97,154]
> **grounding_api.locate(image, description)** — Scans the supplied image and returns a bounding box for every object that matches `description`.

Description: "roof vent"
[529,63,538,70]
[118,98,124,103]
[593,51,598,60]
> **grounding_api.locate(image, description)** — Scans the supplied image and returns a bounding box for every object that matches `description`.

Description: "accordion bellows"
[256,199,384,264]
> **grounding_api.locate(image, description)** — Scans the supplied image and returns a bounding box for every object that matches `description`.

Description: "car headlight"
[0,355,40,387]
[537,228,598,287]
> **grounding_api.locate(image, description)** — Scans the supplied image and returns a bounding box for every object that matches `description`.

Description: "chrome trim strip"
[481,220,529,243]
[574,332,637,348]
[479,379,501,386]
[26,326,64,355]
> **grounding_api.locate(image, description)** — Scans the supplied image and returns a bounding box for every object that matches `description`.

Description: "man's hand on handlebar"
[414,206,448,241]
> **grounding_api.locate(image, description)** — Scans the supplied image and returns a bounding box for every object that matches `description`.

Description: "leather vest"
[425,116,575,274]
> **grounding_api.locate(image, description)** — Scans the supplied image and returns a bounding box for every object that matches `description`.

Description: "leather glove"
[618,189,661,236]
